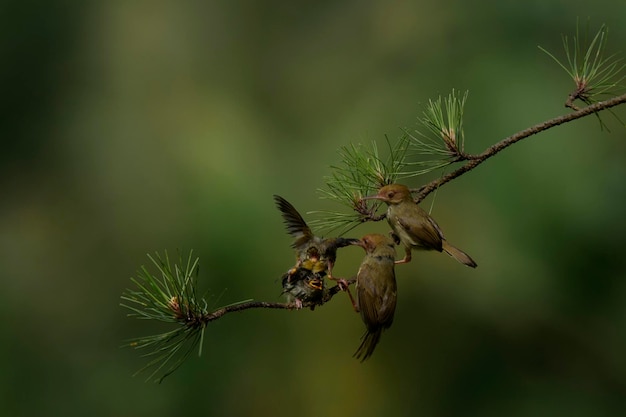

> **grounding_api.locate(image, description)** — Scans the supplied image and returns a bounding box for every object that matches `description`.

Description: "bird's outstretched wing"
[273,195,313,249]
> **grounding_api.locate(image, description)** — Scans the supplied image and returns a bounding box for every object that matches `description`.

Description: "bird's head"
[352,233,396,255]
[362,184,412,205]
[306,246,320,262]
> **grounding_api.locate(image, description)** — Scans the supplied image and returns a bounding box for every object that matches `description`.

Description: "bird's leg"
[344,287,359,312]
[326,261,336,280]
[390,232,412,264]
[326,262,349,289]
[329,276,358,312]
[293,298,303,310]
[327,262,359,312]
[287,259,303,276]
[395,247,412,264]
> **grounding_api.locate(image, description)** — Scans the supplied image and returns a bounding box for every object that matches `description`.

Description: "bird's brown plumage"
[353,234,397,361]
[364,184,477,267]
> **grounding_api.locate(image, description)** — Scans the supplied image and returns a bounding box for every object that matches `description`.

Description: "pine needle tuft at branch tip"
[539,19,625,127]
[409,88,471,165]
[120,250,210,383]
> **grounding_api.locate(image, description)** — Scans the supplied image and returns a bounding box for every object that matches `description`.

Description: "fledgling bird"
[274,195,358,307]
[274,195,357,278]
[352,234,398,361]
[280,267,325,310]
[363,184,477,267]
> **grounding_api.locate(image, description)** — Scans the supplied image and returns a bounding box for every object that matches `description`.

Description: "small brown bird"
[352,234,397,361]
[274,195,357,277]
[363,184,477,267]
[274,195,357,307]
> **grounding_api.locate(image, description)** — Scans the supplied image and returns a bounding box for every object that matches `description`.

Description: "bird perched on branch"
[280,267,325,310]
[274,195,357,308]
[352,234,397,361]
[362,183,477,267]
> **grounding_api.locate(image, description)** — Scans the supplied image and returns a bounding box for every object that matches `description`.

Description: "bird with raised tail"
[363,184,477,267]
[351,234,398,361]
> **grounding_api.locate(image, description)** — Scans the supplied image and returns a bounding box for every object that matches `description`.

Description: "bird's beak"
[361,193,382,201]
[350,238,366,249]
[336,237,360,248]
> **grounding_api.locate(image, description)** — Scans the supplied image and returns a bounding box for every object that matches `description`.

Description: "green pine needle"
[127,325,205,383]
[311,91,474,233]
[411,89,469,159]
[311,135,409,233]
[121,250,209,383]
[539,20,625,109]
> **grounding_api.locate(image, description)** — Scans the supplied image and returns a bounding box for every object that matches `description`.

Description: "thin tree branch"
[200,279,356,323]
[415,93,626,203]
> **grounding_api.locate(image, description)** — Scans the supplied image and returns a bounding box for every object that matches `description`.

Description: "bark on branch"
[415,94,626,203]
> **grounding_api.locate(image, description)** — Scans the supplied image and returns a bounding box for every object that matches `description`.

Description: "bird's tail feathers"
[353,328,382,362]
[442,241,477,268]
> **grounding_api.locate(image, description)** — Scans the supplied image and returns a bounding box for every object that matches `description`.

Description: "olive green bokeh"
[2,1,626,416]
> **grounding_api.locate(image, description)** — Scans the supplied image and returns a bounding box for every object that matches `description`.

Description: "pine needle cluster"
[313,89,473,233]
[539,20,625,127]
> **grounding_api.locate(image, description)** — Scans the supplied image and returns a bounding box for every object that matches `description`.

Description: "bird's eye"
[387,191,395,198]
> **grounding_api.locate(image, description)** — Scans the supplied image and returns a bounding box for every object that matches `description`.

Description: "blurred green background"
[2,1,626,416]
